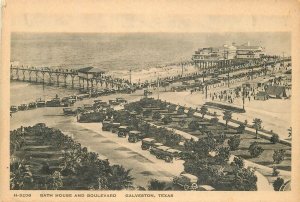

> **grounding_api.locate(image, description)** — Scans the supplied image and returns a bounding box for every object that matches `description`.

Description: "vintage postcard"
[1,0,300,201]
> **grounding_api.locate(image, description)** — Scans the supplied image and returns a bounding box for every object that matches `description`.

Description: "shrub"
[216,133,226,144]
[248,142,264,158]
[236,123,246,134]
[179,119,187,127]
[187,108,195,117]
[273,177,284,191]
[143,109,152,117]
[152,111,161,121]
[233,167,257,191]
[215,147,230,165]
[177,106,185,115]
[162,115,173,125]
[148,179,166,190]
[231,156,244,169]
[188,120,199,131]
[272,166,280,176]
[228,135,241,151]
[210,117,219,125]
[273,149,286,164]
[270,134,279,144]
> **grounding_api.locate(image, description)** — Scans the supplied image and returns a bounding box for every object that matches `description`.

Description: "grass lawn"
[229,133,291,171]
[143,115,291,172]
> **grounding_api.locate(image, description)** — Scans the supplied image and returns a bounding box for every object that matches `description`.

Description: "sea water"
[10,32,291,105]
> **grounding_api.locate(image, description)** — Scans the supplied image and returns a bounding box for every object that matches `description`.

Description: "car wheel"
[191,183,198,190]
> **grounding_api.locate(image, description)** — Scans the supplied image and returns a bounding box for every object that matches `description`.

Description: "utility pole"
[242,87,245,110]
[227,68,230,88]
[129,69,132,85]
[282,52,285,67]
[157,73,160,100]
[181,63,184,77]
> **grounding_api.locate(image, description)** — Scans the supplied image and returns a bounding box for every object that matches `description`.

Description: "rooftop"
[77,66,105,74]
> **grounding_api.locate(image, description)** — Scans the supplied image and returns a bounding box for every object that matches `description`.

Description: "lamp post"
[242,86,245,110]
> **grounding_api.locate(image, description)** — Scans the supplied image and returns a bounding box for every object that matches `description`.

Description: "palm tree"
[108,165,134,190]
[200,106,208,119]
[10,161,33,190]
[288,127,292,139]
[223,110,232,128]
[252,118,262,139]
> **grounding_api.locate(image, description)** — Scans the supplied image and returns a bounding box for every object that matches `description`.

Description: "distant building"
[192,42,265,68]
[236,42,265,59]
[77,66,105,79]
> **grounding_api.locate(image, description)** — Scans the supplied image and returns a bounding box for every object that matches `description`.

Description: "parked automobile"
[117,126,130,137]
[128,131,144,143]
[116,97,128,104]
[36,98,46,107]
[46,98,61,107]
[28,102,37,109]
[18,104,28,111]
[150,145,174,162]
[111,122,121,133]
[141,138,156,150]
[173,173,198,190]
[63,108,77,116]
[109,100,119,105]
[78,112,106,123]
[144,89,153,96]
[102,120,112,131]
[83,104,94,111]
[10,106,18,113]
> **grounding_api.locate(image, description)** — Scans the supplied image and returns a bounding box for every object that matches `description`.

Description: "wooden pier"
[10,66,131,90]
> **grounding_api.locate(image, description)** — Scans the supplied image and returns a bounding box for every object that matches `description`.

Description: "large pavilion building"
[192,42,265,68]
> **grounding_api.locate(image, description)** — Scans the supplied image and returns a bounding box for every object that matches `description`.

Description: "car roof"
[180,173,198,181]
[154,143,164,146]
[198,185,215,191]
[143,138,155,142]
[157,146,170,151]
[119,126,128,129]
[129,130,141,134]
[167,149,181,153]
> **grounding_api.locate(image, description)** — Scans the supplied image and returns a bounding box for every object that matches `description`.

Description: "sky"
[5,0,299,33]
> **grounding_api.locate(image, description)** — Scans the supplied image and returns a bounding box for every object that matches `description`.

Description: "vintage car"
[109,100,119,105]
[18,104,28,111]
[46,98,61,107]
[78,112,106,122]
[144,89,153,96]
[10,105,18,113]
[150,146,174,162]
[117,126,130,137]
[36,98,46,107]
[102,120,112,131]
[63,108,77,116]
[198,185,215,191]
[77,93,90,100]
[28,102,37,109]
[128,131,144,143]
[141,138,156,150]
[101,120,120,132]
[173,173,199,191]
[83,104,94,111]
[111,122,121,133]
[166,148,182,159]
[116,97,128,104]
